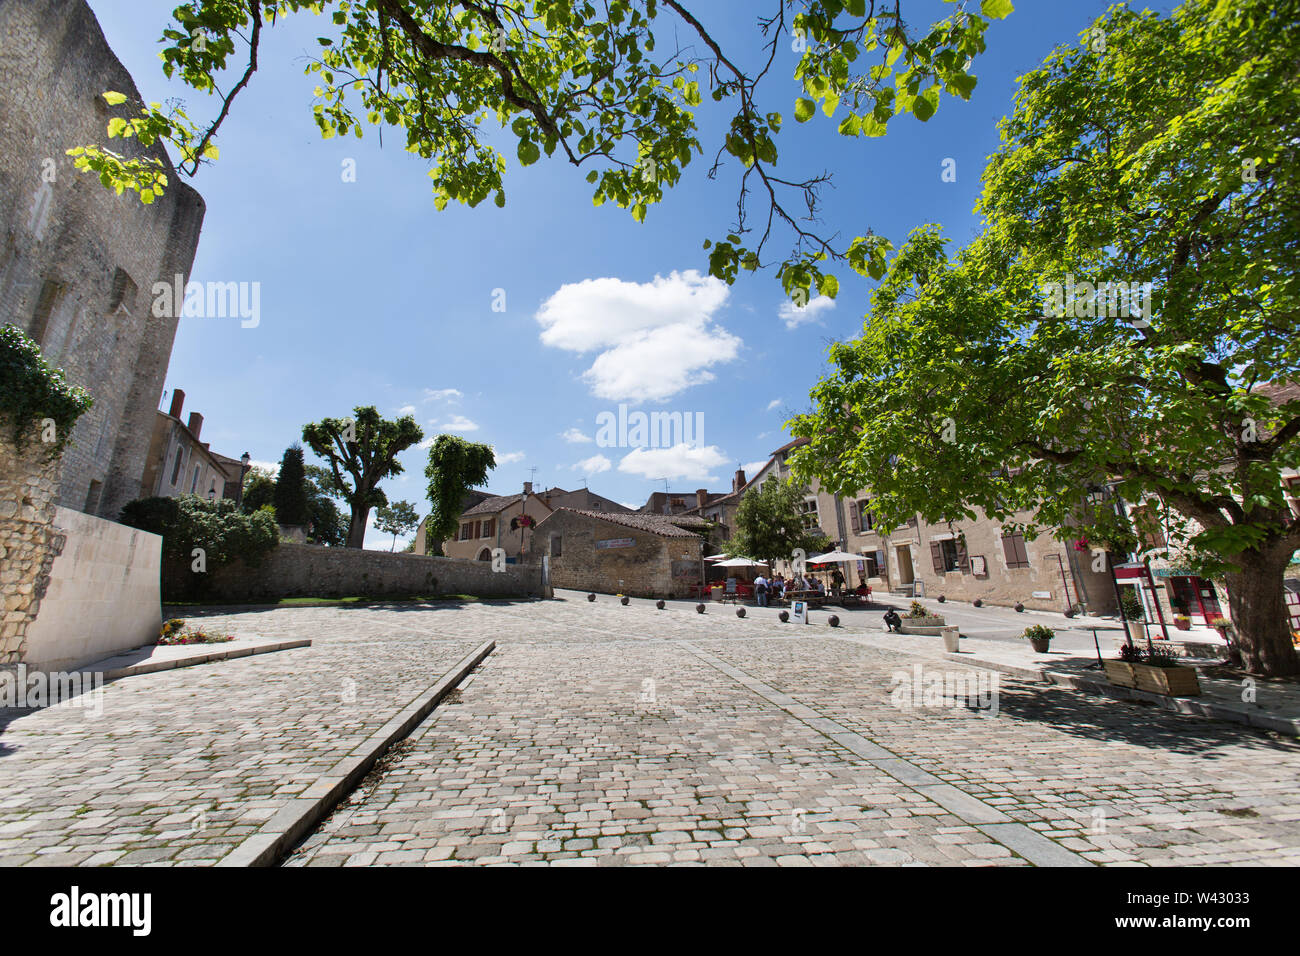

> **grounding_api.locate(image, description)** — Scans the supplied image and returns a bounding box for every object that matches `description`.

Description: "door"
[896,545,914,585]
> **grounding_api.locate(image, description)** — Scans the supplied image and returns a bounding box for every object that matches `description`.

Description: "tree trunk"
[346,503,370,549]
[1223,546,1298,678]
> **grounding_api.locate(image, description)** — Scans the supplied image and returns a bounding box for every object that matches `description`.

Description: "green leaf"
[517,139,541,166]
[980,0,1013,19]
[794,97,817,123]
[102,91,128,106]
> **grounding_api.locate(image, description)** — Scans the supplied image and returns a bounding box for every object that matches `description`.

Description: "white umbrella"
[713,557,769,568]
[704,553,730,561]
[808,550,860,564]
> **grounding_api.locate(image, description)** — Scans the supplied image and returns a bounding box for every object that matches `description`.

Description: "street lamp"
[237,452,251,508]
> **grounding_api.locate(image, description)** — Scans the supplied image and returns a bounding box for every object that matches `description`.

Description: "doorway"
[895,545,914,586]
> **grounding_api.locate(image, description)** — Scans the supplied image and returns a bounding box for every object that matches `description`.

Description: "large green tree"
[302,406,423,548]
[793,0,1300,676]
[424,434,496,556]
[72,0,1014,298]
[304,463,348,546]
[723,478,831,571]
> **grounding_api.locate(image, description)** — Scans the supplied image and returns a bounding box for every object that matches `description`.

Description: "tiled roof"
[545,508,705,538]
[770,436,809,456]
[1256,380,1300,406]
[463,493,540,517]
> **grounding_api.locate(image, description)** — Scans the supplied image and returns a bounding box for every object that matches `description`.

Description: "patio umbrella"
[807,550,860,564]
[704,553,730,562]
[713,557,769,567]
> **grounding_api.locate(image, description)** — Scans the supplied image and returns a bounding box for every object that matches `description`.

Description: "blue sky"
[86,0,1174,548]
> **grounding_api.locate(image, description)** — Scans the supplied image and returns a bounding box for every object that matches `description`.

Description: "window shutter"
[1016,535,1029,566]
[1002,534,1016,565]
[849,501,859,533]
[956,538,970,574]
[930,541,945,574]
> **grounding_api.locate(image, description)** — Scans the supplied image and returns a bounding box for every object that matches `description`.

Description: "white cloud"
[430,415,479,433]
[535,270,740,402]
[572,454,612,474]
[562,427,593,444]
[617,444,728,482]
[398,404,416,416]
[742,460,768,477]
[766,398,781,411]
[423,388,462,403]
[779,294,836,329]
[248,460,280,476]
[496,450,526,464]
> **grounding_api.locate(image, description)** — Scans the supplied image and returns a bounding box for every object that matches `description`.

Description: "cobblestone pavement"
[0,603,488,865]
[287,596,1300,867]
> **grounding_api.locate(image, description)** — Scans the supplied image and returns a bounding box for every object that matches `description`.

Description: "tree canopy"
[424,434,496,554]
[374,499,421,550]
[73,0,1014,300]
[791,0,1300,675]
[723,478,831,570]
[272,444,310,526]
[302,405,424,548]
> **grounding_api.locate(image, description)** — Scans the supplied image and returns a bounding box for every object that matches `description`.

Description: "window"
[481,518,495,538]
[856,499,874,531]
[29,279,64,346]
[84,480,103,514]
[190,466,200,494]
[108,267,137,314]
[1132,503,1166,550]
[552,535,562,558]
[799,497,819,530]
[170,445,185,486]
[863,553,880,578]
[1001,532,1030,569]
[460,522,474,541]
[931,538,969,574]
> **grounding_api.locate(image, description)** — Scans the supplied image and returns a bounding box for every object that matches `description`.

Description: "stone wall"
[0,421,63,663]
[0,0,205,520]
[173,544,548,604]
[23,506,163,671]
[540,510,702,598]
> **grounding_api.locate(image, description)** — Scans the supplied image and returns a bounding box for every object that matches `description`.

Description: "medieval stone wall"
[0,0,205,520]
[540,510,701,598]
[0,421,64,663]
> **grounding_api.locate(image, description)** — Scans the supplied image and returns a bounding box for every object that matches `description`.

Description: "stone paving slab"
[74,636,312,681]
[0,605,481,866]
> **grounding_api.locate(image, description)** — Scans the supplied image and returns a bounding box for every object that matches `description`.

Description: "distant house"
[138,390,242,506]
[413,483,631,560]
[534,508,709,597]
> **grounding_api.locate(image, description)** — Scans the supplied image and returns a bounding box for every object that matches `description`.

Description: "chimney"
[187,412,203,440]
[733,468,746,493]
[696,488,708,509]
[168,389,185,419]
[523,481,533,495]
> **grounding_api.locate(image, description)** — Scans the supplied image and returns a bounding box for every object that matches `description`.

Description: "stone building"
[139,389,242,505]
[425,483,630,561]
[0,0,206,520]
[534,508,708,597]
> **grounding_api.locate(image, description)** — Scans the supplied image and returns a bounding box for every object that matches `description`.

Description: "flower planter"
[1103,660,1201,696]
[941,626,960,653]
[1173,617,1191,631]
[1029,638,1051,653]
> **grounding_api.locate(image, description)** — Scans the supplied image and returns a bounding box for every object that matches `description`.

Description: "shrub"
[120,494,279,569]
[1120,590,1145,621]
[908,600,929,618]
[0,323,93,456]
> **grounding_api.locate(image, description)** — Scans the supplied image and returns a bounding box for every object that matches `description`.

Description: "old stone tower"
[0,0,206,521]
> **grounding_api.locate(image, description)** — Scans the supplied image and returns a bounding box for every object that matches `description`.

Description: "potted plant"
[1104,643,1201,696]
[1172,613,1191,631]
[1120,590,1145,622]
[1023,624,1054,653]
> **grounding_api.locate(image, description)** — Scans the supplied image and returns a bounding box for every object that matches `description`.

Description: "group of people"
[752,573,827,607]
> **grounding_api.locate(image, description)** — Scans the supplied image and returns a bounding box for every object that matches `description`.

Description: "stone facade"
[431,484,631,561]
[173,543,547,604]
[536,508,705,598]
[0,0,205,520]
[139,390,240,505]
[0,420,64,663]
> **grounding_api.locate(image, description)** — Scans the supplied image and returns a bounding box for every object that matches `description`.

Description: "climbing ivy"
[0,324,93,458]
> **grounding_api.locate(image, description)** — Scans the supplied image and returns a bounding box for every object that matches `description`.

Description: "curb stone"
[216,639,496,867]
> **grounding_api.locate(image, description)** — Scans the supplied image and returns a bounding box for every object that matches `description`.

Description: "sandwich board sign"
[791,600,808,624]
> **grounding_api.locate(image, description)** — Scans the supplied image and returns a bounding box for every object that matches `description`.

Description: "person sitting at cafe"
[883,608,902,632]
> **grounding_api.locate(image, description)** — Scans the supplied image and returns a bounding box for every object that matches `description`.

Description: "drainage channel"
[215,640,495,868]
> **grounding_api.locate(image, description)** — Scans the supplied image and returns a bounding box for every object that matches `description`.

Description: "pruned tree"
[792,0,1300,676]
[424,434,496,556]
[302,406,423,548]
